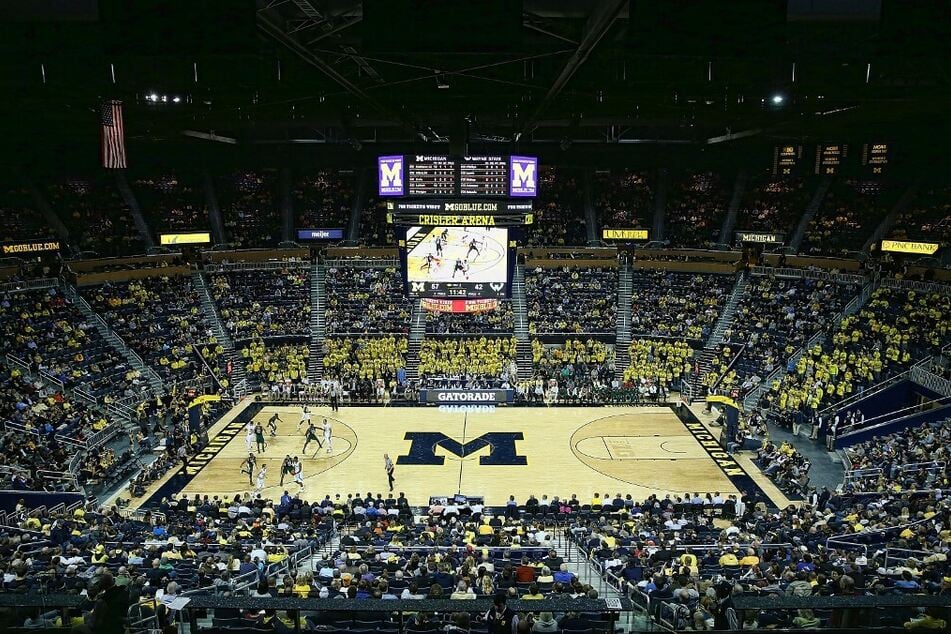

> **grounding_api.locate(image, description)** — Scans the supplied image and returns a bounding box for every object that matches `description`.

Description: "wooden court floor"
[156,403,779,507]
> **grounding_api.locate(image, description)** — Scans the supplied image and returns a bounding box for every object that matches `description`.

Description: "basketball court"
[134,401,789,509]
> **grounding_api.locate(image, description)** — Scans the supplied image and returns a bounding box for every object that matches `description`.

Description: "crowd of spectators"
[524,167,586,247]
[524,339,614,403]
[241,340,308,385]
[217,170,281,248]
[0,181,56,244]
[757,287,951,420]
[45,174,143,256]
[665,172,730,248]
[594,169,653,231]
[526,267,617,334]
[623,340,693,394]
[132,171,208,232]
[0,369,107,488]
[888,182,951,244]
[323,337,406,385]
[418,338,517,380]
[736,172,812,234]
[210,268,310,339]
[325,266,411,335]
[293,170,353,230]
[575,482,950,630]
[630,270,734,341]
[714,275,859,399]
[426,302,513,334]
[85,276,209,383]
[844,420,950,494]
[802,179,897,258]
[0,286,142,399]
[358,198,393,247]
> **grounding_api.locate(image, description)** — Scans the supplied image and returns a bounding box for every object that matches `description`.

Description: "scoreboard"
[407,155,456,196]
[378,155,537,198]
[459,155,508,196]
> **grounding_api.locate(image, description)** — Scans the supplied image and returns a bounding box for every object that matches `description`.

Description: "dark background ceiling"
[0,0,948,170]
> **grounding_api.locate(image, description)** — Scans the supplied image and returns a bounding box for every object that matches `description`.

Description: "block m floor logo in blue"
[397,432,527,466]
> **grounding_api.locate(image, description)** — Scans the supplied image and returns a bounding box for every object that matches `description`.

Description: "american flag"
[101,100,127,169]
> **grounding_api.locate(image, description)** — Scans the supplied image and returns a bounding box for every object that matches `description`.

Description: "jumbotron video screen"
[403,226,511,298]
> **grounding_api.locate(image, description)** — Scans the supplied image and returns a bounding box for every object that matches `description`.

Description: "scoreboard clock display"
[815,143,848,175]
[378,155,537,198]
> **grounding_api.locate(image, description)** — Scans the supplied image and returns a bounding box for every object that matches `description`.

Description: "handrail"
[324,257,400,269]
[880,276,951,296]
[838,395,951,434]
[750,265,865,285]
[0,277,59,293]
[4,353,31,375]
[205,259,309,273]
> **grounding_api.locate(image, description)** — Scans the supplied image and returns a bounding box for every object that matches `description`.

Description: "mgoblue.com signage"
[420,389,514,404]
[509,156,538,197]
[378,155,404,196]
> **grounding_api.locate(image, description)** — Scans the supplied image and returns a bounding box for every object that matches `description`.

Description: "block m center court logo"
[397,432,526,465]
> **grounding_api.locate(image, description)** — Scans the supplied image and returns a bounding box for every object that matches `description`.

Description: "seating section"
[241,340,308,387]
[0,182,55,244]
[526,267,617,334]
[525,339,614,402]
[716,275,859,398]
[85,276,208,383]
[665,171,730,248]
[322,337,406,396]
[294,169,353,229]
[418,337,517,380]
[426,301,513,334]
[45,174,143,256]
[210,268,310,339]
[844,419,950,493]
[358,197,393,246]
[758,286,951,416]
[630,270,734,340]
[218,170,280,248]
[132,171,207,232]
[623,339,693,394]
[595,170,653,231]
[0,370,108,487]
[325,266,411,335]
[0,287,138,399]
[524,167,586,247]
[888,183,951,243]
[736,172,811,234]
[802,179,898,257]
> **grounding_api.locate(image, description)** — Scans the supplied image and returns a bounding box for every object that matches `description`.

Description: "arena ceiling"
[0,0,949,161]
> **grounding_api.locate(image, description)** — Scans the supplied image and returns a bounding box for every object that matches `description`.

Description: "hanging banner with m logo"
[509,156,538,197]
[397,431,527,465]
[378,155,404,196]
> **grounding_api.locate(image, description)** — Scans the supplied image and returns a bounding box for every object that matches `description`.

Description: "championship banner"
[735,231,783,244]
[602,228,648,241]
[880,239,940,255]
[421,298,499,314]
[420,389,514,404]
[1,240,61,255]
[160,232,211,246]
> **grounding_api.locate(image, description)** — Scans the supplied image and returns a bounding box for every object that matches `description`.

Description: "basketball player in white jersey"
[322,418,333,454]
[255,464,268,494]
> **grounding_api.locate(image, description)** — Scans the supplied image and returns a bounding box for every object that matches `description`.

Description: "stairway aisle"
[614,259,633,382]
[308,264,326,381]
[512,263,533,380]
[191,271,248,395]
[406,300,425,382]
[705,271,748,348]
